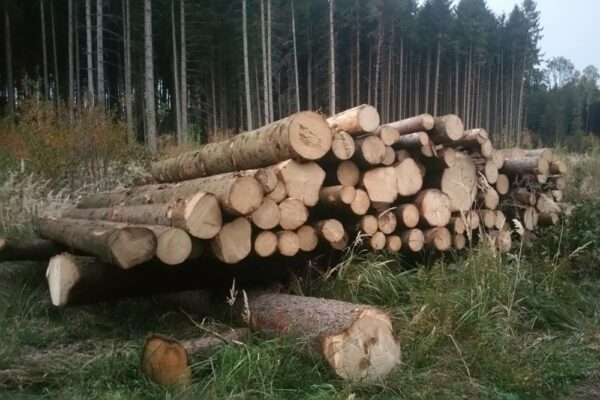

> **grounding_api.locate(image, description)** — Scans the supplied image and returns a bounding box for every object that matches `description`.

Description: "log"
[352,135,387,166]
[296,225,319,252]
[523,207,539,231]
[558,203,575,216]
[394,204,420,229]
[449,216,467,235]
[353,215,379,236]
[414,189,451,227]
[490,150,504,170]
[269,160,326,207]
[482,160,499,184]
[523,148,554,162]
[427,154,477,212]
[394,158,423,197]
[546,176,566,190]
[330,232,350,250]
[151,111,332,182]
[323,131,355,161]
[510,188,537,206]
[377,211,397,235]
[480,140,494,158]
[536,194,559,214]
[210,217,252,264]
[381,146,397,166]
[550,159,567,174]
[276,231,300,257]
[386,114,434,135]
[335,160,360,186]
[385,235,402,252]
[487,230,512,253]
[477,210,496,229]
[446,128,488,148]
[428,114,464,144]
[375,126,401,146]
[254,231,279,257]
[419,147,456,170]
[494,210,507,231]
[423,227,452,252]
[150,226,193,266]
[453,234,467,250]
[250,198,281,230]
[538,212,559,227]
[478,188,499,210]
[0,237,63,262]
[495,174,510,195]
[465,210,480,230]
[501,157,550,176]
[319,185,356,208]
[368,231,386,251]
[313,219,345,243]
[392,131,430,152]
[350,189,371,216]
[326,104,380,134]
[142,328,250,387]
[499,147,525,160]
[279,198,309,230]
[361,167,398,204]
[65,192,222,239]
[551,190,563,202]
[400,229,424,252]
[35,218,156,269]
[268,180,288,203]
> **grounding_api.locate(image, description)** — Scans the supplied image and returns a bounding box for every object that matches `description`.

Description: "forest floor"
[2,150,600,399]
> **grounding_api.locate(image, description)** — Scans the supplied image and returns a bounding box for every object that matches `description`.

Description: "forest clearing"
[2,0,600,398]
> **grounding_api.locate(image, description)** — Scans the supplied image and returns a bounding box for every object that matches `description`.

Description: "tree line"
[1,0,599,154]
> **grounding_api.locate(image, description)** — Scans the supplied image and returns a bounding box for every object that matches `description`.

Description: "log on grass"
[326,104,380,134]
[36,218,156,269]
[142,328,250,387]
[414,189,451,227]
[428,114,464,144]
[210,218,252,264]
[66,192,222,239]
[385,235,402,252]
[367,231,387,251]
[400,229,425,252]
[0,237,63,262]
[501,157,550,176]
[453,234,467,250]
[151,112,333,182]
[269,160,326,207]
[386,114,434,135]
[486,230,512,253]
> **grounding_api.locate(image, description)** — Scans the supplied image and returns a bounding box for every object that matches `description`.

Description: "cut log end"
[288,112,333,160]
[385,235,402,252]
[395,158,423,197]
[396,204,420,228]
[141,335,191,387]
[251,198,281,230]
[279,198,309,230]
[47,254,78,307]
[254,231,278,257]
[315,219,345,243]
[110,227,157,269]
[321,308,400,382]
[350,189,371,216]
[330,131,356,161]
[184,192,223,239]
[336,161,360,186]
[227,176,265,215]
[415,189,451,227]
[276,231,300,257]
[155,228,193,266]
[424,227,452,252]
[297,225,319,252]
[210,218,252,264]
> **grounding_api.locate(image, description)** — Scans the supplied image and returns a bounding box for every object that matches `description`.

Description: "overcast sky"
[485,0,599,71]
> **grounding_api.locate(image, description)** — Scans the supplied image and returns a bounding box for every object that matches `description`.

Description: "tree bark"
[0,237,63,262]
[328,0,336,115]
[385,114,434,136]
[96,0,104,107]
[171,0,182,141]
[180,0,188,140]
[144,0,157,153]
[291,0,300,113]
[67,0,74,119]
[36,218,156,269]
[260,0,269,123]
[50,0,59,103]
[4,2,14,117]
[242,0,252,131]
[40,0,49,100]
[327,104,380,135]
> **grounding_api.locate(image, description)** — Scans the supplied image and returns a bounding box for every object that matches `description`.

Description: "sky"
[484,0,599,71]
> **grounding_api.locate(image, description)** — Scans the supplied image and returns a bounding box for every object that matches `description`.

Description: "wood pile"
[0,104,572,385]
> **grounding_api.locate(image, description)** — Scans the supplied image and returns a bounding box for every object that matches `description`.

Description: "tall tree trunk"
[398,37,404,119]
[385,27,393,123]
[242,0,252,131]
[307,31,312,110]
[75,1,81,109]
[4,3,14,118]
[328,0,335,115]
[123,0,133,140]
[267,0,273,121]
[291,0,300,113]
[425,48,430,113]
[68,0,74,119]
[254,60,262,126]
[433,39,441,116]
[180,0,188,140]
[373,18,382,111]
[144,0,157,153]
[211,59,217,135]
[40,0,49,100]
[509,54,516,144]
[171,0,182,141]
[85,0,94,104]
[367,46,372,106]
[96,0,104,108]
[50,0,59,103]
[355,2,360,105]
[260,0,269,123]
[454,51,459,115]
[516,50,526,146]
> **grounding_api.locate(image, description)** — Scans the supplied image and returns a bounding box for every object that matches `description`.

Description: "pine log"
[536,194,559,214]
[495,174,510,195]
[377,211,397,235]
[478,210,496,229]
[254,231,278,257]
[269,160,326,207]
[494,210,507,231]
[279,198,309,230]
[392,131,430,150]
[414,189,451,227]
[268,180,288,203]
[465,210,481,230]
[350,189,371,215]
[546,176,566,190]
[394,158,423,197]
[210,217,252,264]
[551,190,563,202]
[419,147,456,170]
[362,167,398,203]
[276,231,300,257]
[499,147,525,160]
[510,188,537,206]
[501,157,550,176]
[400,229,425,252]
[449,216,467,235]
[478,188,499,210]
[35,218,156,269]
[335,160,361,186]
[326,104,380,134]
[151,226,193,266]
[375,126,401,146]
[296,225,319,252]
[381,146,397,166]
[330,232,350,250]
[65,192,222,239]
[368,231,386,251]
[523,207,539,231]
[550,159,567,174]
[0,237,63,262]
[385,235,402,252]
[538,212,559,227]
[151,112,332,182]
[313,219,345,243]
[353,215,379,236]
[319,185,356,208]
[426,154,477,212]
[446,128,488,148]
[482,160,499,184]
[395,149,411,163]
[490,150,504,169]
[423,227,452,252]
[394,204,420,229]
[523,148,554,162]
[322,131,356,161]
[428,114,464,144]
[453,234,467,250]
[142,328,250,387]
[480,140,494,158]
[486,230,512,253]
[386,114,434,135]
[250,198,281,230]
[352,135,386,166]
[558,203,575,216]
